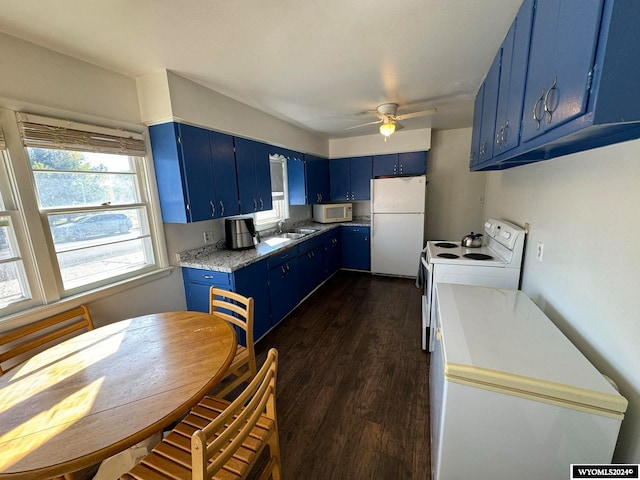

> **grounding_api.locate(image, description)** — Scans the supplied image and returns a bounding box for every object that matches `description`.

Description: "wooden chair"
[0,304,94,375]
[209,287,257,399]
[121,348,281,480]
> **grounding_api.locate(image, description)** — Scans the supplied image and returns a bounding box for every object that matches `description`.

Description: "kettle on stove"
[461,232,483,248]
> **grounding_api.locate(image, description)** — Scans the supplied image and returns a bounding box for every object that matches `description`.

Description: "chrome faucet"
[277,219,286,234]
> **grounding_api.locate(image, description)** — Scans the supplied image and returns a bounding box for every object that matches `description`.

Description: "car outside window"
[27,147,156,292]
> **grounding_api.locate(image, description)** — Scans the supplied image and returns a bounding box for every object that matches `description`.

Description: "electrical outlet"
[536,242,544,262]
[203,231,214,243]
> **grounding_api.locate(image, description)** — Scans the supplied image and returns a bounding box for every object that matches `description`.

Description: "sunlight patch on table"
[0,378,103,470]
[0,327,127,414]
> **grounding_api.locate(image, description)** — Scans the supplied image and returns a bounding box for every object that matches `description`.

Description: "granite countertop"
[177,219,370,273]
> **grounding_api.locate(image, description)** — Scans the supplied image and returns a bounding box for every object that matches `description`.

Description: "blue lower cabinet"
[183,268,232,313]
[267,255,300,325]
[341,226,370,271]
[233,259,271,342]
[182,226,370,341]
[320,230,341,281]
[298,241,323,299]
[182,259,271,344]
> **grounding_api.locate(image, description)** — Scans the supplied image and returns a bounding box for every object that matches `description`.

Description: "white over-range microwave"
[312,203,352,223]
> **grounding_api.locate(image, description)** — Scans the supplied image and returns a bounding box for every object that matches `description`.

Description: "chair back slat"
[194,348,278,478]
[122,349,281,480]
[0,305,94,375]
[209,287,257,398]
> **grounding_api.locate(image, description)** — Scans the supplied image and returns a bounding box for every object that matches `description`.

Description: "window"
[0,143,32,312]
[255,154,289,227]
[18,114,156,294]
[0,109,166,320]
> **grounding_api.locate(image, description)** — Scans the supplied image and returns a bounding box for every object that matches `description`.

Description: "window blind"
[270,158,284,192]
[16,113,146,157]
[0,127,6,150]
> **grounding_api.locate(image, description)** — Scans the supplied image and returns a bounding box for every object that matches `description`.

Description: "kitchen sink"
[263,228,319,247]
[289,228,319,235]
[276,232,306,239]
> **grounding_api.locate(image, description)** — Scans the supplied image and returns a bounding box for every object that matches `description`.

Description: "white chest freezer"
[430,283,628,480]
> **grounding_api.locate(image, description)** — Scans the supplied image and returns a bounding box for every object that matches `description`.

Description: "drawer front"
[341,226,370,235]
[182,267,232,288]
[267,246,299,269]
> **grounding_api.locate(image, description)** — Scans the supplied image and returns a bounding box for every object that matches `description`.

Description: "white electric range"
[421,218,526,351]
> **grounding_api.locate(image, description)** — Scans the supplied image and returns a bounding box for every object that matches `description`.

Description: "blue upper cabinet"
[477,52,501,166]
[235,137,272,214]
[286,154,306,205]
[305,155,330,204]
[287,153,330,205]
[330,156,372,201]
[373,152,427,176]
[469,84,484,169]
[209,131,240,218]
[472,0,640,171]
[149,122,238,223]
[521,0,603,143]
[494,0,534,156]
[329,158,351,201]
[350,156,373,200]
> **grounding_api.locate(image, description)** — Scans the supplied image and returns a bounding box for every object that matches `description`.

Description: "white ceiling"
[0,0,523,139]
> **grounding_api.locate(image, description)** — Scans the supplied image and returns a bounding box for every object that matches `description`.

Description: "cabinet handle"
[220,201,224,216]
[281,265,286,276]
[259,198,264,210]
[503,120,509,145]
[346,191,349,200]
[201,275,215,279]
[253,198,258,211]
[210,201,216,217]
[544,76,558,124]
[533,88,545,130]
[495,126,503,146]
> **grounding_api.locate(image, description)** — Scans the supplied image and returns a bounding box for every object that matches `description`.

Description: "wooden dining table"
[0,311,237,480]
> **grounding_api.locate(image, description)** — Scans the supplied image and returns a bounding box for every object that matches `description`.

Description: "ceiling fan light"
[379,121,396,137]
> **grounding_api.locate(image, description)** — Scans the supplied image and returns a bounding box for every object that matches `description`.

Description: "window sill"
[0,266,175,331]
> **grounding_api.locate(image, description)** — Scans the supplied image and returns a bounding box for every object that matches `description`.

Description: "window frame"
[27,146,158,295]
[254,154,290,230]
[0,108,170,323]
[0,147,39,315]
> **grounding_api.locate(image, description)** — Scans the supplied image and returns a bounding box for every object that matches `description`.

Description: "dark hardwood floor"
[255,270,431,480]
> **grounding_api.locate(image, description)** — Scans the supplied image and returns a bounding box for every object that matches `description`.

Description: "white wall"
[329,128,431,158]
[484,139,640,463]
[0,32,141,129]
[137,70,328,157]
[0,33,186,325]
[426,128,487,240]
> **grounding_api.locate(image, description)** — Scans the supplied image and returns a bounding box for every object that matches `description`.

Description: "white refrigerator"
[370,175,426,277]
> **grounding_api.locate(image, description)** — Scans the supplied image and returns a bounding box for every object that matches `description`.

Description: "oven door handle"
[421,255,432,272]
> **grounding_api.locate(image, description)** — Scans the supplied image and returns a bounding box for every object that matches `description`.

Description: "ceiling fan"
[346,103,437,140]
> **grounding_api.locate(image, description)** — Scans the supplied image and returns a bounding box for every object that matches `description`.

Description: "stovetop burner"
[463,253,494,261]
[435,242,458,249]
[437,253,459,259]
